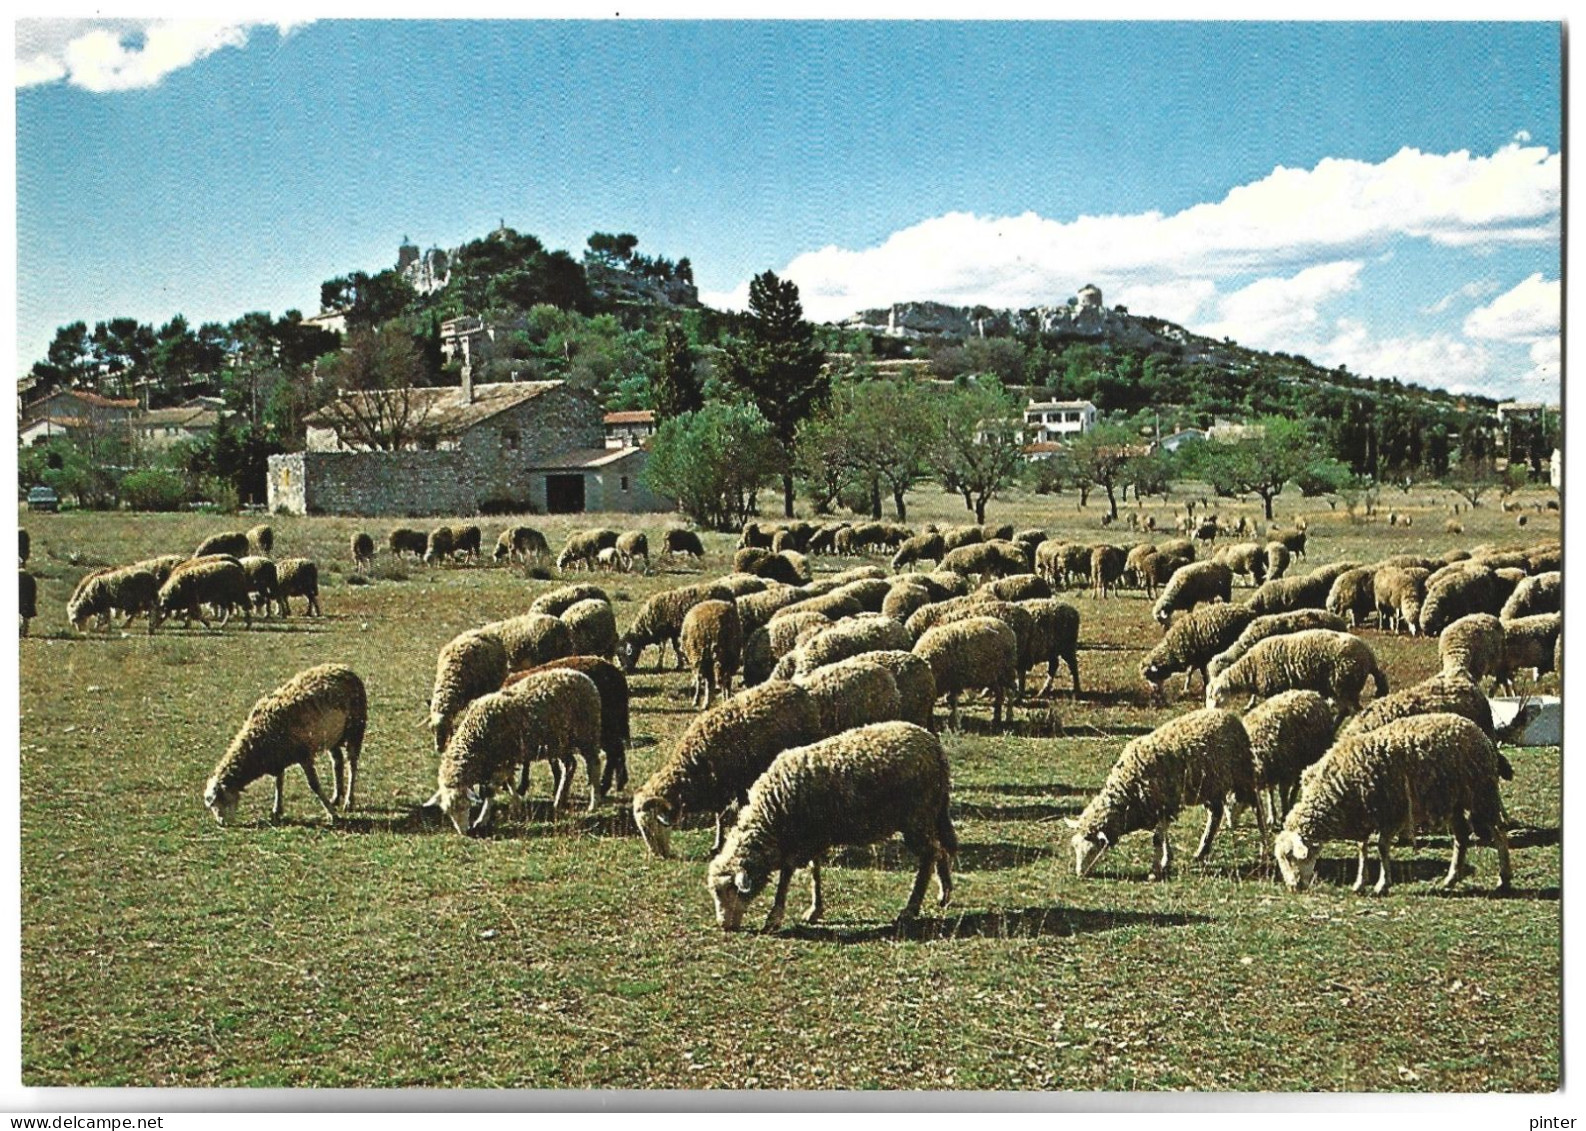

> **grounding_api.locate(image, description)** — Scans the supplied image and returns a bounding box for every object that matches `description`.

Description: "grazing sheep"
[806,523,847,555]
[733,547,773,575]
[617,531,650,570]
[1325,568,1380,628]
[482,612,574,672]
[388,527,429,559]
[274,558,322,617]
[619,582,735,671]
[881,580,936,624]
[156,559,252,629]
[529,583,610,617]
[775,590,864,624]
[1241,690,1337,821]
[753,550,812,586]
[828,565,891,585]
[1438,613,1507,686]
[203,664,366,826]
[449,524,483,562]
[1244,572,1335,617]
[423,526,456,565]
[69,566,161,634]
[857,650,938,732]
[794,655,903,737]
[193,531,250,559]
[428,672,603,833]
[891,532,946,572]
[1089,544,1128,599]
[1273,714,1511,895]
[126,554,185,587]
[1373,566,1431,635]
[594,546,633,573]
[1274,529,1308,559]
[1018,598,1082,697]
[237,556,281,618]
[557,527,621,572]
[1206,630,1387,714]
[1306,561,1365,590]
[1500,613,1561,690]
[1337,671,1496,743]
[707,722,956,931]
[1139,603,1256,699]
[1264,542,1292,581]
[507,655,632,795]
[941,525,986,552]
[680,600,744,709]
[792,615,912,677]
[1123,543,1159,589]
[1033,539,1067,587]
[245,524,273,555]
[1445,519,1465,535]
[1206,609,1350,684]
[493,524,550,563]
[1501,570,1560,621]
[350,532,375,571]
[919,570,971,600]
[1218,542,1269,587]
[913,616,1019,732]
[735,585,808,635]
[556,597,617,660]
[1419,567,1504,637]
[19,529,29,567]
[742,611,830,686]
[829,577,893,613]
[941,540,1028,582]
[738,521,776,550]
[1151,561,1234,626]
[1069,708,1266,880]
[20,569,37,636]
[632,680,824,858]
[1525,544,1562,575]
[429,629,511,754]
[712,573,769,598]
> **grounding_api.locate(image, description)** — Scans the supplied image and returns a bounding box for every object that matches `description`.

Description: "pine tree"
[653,321,702,419]
[724,271,828,517]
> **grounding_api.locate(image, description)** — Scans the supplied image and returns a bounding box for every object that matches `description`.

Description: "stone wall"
[268,451,506,517]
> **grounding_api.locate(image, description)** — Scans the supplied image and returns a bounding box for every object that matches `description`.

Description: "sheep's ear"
[1288,838,1309,861]
[734,870,753,895]
[1063,817,1080,829]
[1094,830,1110,848]
[420,790,441,810]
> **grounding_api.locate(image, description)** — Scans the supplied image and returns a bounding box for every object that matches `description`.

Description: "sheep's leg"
[1352,841,1370,892]
[299,759,338,824]
[1493,826,1513,893]
[763,866,795,933]
[803,858,825,923]
[1150,824,1172,880]
[1194,803,1223,861]
[582,748,603,811]
[1372,833,1393,895]
[1067,656,1081,699]
[551,757,574,810]
[329,747,345,807]
[272,773,286,820]
[935,850,953,908]
[947,693,960,732]
[343,749,358,812]
[1442,811,1474,889]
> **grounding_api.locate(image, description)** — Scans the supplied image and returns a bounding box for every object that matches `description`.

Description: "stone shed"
[268,377,674,517]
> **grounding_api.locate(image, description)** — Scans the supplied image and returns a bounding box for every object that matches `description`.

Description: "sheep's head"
[203,778,239,826]
[633,793,675,858]
[1152,603,1172,627]
[1273,829,1318,891]
[617,635,643,674]
[1069,827,1110,877]
[433,785,475,837]
[1204,676,1234,710]
[1138,660,1167,701]
[706,854,765,932]
[492,543,509,562]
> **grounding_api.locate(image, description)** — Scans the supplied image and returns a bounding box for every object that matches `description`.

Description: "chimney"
[460,334,475,403]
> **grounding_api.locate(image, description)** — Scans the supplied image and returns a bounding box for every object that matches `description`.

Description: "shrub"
[120,468,190,512]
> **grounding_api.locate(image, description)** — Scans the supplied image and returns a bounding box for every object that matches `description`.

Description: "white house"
[1023,399,1097,443]
[604,409,657,449]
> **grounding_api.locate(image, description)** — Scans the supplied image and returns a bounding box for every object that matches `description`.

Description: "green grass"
[17,485,1561,1090]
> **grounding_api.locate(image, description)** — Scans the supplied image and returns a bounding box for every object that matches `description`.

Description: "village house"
[604,409,656,449]
[1023,399,1097,443]
[129,402,228,451]
[269,372,672,516]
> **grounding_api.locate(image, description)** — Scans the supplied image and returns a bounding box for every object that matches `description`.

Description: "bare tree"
[318,326,438,451]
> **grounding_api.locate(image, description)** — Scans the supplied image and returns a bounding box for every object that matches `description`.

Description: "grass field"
[16,483,1562,1091]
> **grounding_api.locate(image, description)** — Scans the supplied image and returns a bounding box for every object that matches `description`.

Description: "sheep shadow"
[952,798,1084,823]
[827,839,1058,873]
[974,782,1094,798]
[783,905,1211,944]
[1505,824,1561,849]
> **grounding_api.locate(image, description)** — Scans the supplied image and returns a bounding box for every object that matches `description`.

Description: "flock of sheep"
[172,508,1562,932]
[20,523,323,637]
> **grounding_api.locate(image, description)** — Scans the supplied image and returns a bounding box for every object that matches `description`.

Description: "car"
[26,485,59,513]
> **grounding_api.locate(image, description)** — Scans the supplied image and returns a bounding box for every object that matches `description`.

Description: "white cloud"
[1463,273,1560,341]
[1526,336,1561,382]
[1420,279,1499,315]
[1197,262,1363,350]
[1319,318,1493,390]
[745,143,1557,324]
[1111,279,1217,326]
[16,19,310,92]
[1515,130,1533,143]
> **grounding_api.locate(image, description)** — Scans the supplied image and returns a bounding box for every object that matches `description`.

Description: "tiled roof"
[603,410,656,425]
[303,380,564,436]
[529,447,647,470]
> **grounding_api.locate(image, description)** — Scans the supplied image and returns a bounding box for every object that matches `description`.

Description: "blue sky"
[15,20,1561,399]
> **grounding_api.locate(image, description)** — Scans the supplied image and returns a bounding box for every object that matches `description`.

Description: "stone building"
[603,409,657,449]
[269,377,672,517]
